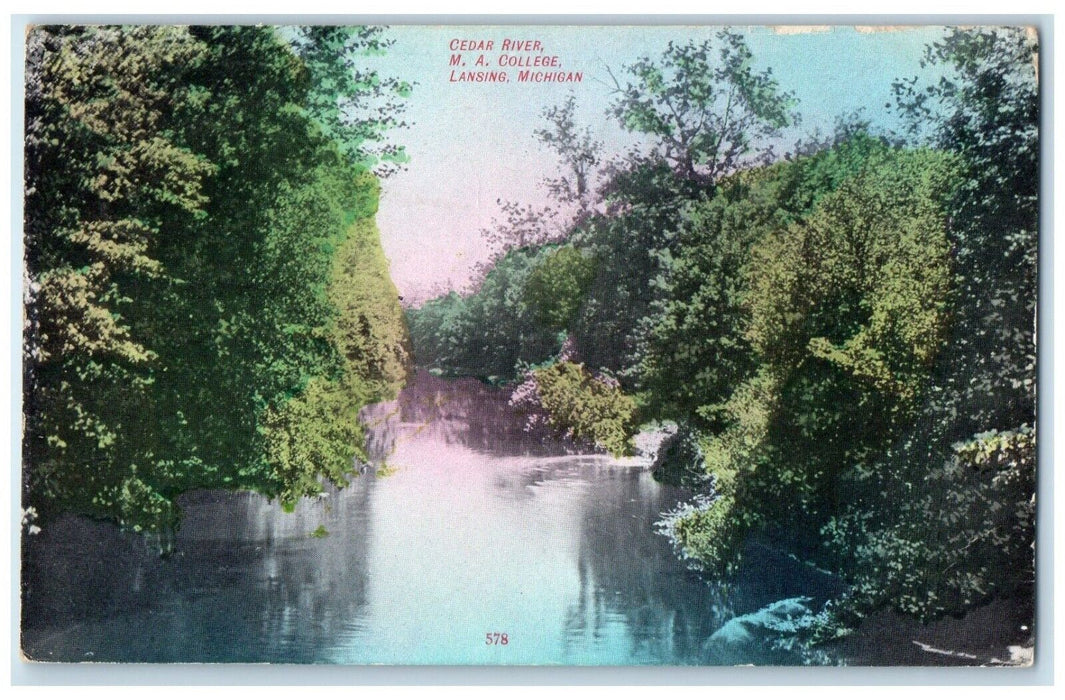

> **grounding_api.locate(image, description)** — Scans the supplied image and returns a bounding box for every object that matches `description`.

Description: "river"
[21,371,840,665]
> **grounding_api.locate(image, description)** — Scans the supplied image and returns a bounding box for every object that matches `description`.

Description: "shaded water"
[21,371,838,665]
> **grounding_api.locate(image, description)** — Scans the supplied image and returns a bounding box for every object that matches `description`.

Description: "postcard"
[19,22,1038,666]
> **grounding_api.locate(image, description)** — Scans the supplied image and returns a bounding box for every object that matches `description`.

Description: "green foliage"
[405,291,469,372]
[823,427,1035,625]
[573,30,798,379]
[261,376,365,510]
[328,214,413,399]
[637,136,883,425]
[115,475,180,535]
[571,160,698,381]
[24,26,215,525]
[406,246,564,381]
[895,26,1037,438]
[810,26,1040,628]
[671,28,1038,634]
[610,30,797,184]
[24,25,411,532]
[746,147,956,395]
[659,143,958,569]
[291,26,413,177]
[634,137,880,425]
[655,493,748,576]
[530,362,637,457]
[523,245,597,332]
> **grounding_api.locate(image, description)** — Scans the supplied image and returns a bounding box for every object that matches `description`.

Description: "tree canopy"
[24,25,411,537]
[609,31,797,185]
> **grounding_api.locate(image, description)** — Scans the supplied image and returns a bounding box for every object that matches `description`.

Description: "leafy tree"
[893,26,1037,438]
[291,26,413,177]
[475,94,603,271]
[477,200,563,265]
[609,30,797,185]
[638,133,906,427]
[520,361,638,457]
[523,245,597,332]
[635,163,778,426]
[812,26,1040,628]
[570,159,695,381]
[568,31,797,381]
[24,25,411,535]
[661,146,958,569]
[24,26,216,531]
[405,291,471,371]
[406,246,564,381]
[535,93,603,218]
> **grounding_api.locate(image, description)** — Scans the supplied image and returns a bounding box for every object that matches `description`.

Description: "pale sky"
[364,25,948,302]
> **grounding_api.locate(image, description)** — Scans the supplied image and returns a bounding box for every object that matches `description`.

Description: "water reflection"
[360,370,579,461]
[22,371,835,664]
[558,466,722,664]
[22,484,376,663]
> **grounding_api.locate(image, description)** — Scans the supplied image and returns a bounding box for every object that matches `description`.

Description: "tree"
[635,161,781,427]
[24,25,412,535]
[534,94,603,219]
[559,30,797,383]
[812,26,1040,628]
[660,146,958,570]
[570,159,694,381]
[609,30,797,186]
[512,360,638,458]
[638,132,910,428]
[747,146,955,535]
[893,26,1038,437]
[405,246,566,381]
[23,26,215,531]
[475,95,602,269]
[291,26,413,177]
[523,245,597,333]
[478,200,562,260]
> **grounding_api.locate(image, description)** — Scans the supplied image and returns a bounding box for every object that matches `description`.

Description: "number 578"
[485,632,509,645]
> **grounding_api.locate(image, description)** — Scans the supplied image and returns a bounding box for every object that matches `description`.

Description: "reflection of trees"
[557,467,843,665]
[360,370,572,461]
[559,467,728,664]
[21,486,375,662]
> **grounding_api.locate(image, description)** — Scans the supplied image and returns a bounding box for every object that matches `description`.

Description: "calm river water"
[21,372,838,665]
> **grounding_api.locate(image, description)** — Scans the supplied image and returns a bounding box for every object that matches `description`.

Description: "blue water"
[21,373,837,664]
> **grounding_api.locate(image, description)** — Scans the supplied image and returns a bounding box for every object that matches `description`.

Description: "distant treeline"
[23,26,412,535]
[406,28,1037,632]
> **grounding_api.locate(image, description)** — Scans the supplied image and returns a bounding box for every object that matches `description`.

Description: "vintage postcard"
[19,22,1038,666]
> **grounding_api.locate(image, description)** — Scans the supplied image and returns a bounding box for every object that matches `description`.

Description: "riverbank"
[836,595,1034,666]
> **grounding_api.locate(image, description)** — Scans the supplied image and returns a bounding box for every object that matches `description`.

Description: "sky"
[363,25,949,302]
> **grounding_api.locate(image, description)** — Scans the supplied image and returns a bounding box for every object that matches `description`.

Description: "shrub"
[513,361,638,457]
